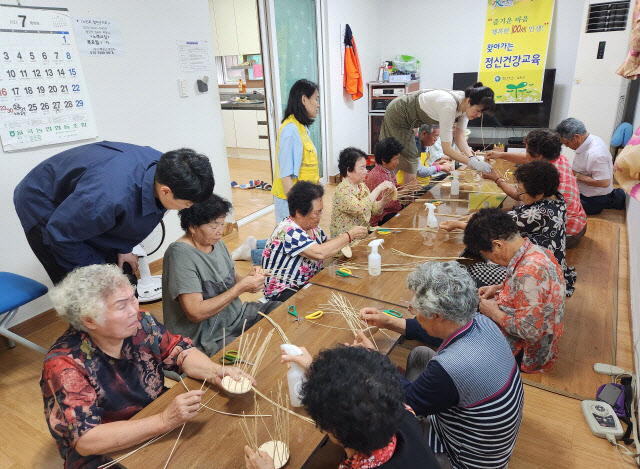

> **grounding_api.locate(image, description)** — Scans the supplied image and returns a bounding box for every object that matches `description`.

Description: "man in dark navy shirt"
[14,141,214,284]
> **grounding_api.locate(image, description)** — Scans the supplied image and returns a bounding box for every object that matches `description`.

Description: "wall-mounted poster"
[479,0,555,103]
[0,4,97,152]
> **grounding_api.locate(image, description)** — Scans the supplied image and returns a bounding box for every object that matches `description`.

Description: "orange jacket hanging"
[344,24,363,101]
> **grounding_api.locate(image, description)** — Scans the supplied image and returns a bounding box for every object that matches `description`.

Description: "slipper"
[256,182,272,191]
[239,180,256,189]
[231,181,239,188]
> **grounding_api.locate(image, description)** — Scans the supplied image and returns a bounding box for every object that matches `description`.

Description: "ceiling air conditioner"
[565,0,633,162]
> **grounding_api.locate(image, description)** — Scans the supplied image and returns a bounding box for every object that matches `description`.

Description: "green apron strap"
[412,89,462,128]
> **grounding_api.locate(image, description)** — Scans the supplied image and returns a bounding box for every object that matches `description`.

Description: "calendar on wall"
[0,5,97,152]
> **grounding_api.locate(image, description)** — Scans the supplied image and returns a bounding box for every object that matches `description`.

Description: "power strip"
[582,400,624,439]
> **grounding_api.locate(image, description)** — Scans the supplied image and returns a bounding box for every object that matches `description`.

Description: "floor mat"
[522,219,619,400]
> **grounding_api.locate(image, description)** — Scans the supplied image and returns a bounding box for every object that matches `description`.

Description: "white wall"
[377,0,584,140]
[1,0,231,324]
[629,197,640,383]
[323,0,383,176]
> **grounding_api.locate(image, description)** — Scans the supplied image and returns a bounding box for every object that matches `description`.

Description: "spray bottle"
[450,170,460,196]
[424,203,438,228]
[368,239,384,276]
[280,344,305,407]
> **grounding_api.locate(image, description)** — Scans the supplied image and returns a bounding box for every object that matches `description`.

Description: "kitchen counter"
[220,91,266,110]
[220,101,266,110]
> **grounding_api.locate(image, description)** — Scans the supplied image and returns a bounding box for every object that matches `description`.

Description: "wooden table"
[110,161,517,468]
[309,192,479,307]
[111,285,404,469]
[309,162,515,307]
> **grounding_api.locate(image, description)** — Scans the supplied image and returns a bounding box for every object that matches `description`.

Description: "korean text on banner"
[479,0,554,104]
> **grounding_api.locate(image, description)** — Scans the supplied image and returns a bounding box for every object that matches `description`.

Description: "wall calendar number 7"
[0,5,97,151]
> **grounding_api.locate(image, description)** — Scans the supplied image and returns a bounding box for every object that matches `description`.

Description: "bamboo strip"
[436,213,470,218]
[372,227,428,231]
[415,198,469,202]
[98,430,175,469]
[240,414,258,452]
[257,311,290,344]
[421,227,464,233]
[456,189,505,195]
[162,423,185,469]
[201,404,271,418]
[389,248,469,260]
[253,387,315,424]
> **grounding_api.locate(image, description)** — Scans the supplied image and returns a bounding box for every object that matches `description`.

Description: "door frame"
[257,0,330,185]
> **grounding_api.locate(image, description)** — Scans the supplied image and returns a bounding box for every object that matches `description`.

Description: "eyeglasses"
[207,219,226,230]
[514,184,526,197]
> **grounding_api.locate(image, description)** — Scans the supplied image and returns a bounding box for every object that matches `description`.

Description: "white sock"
[231,243,252,261]
[246,236,257,250]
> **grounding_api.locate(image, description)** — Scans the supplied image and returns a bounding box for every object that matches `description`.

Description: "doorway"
[209,0,329,224]
[210,0,275,222]
[261,0,329,185]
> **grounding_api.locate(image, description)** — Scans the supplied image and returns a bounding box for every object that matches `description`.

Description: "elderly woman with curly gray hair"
[360,261,524,469]
[41,264,255,469]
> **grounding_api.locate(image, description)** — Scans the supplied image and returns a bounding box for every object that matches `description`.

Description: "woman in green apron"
[380,82,495,183]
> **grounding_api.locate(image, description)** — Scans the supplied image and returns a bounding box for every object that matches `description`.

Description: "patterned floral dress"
[330,178,382,239]
[509,193,576,296]
[495,239,566,373]
[262,217,327,299]
[41,311,194,468]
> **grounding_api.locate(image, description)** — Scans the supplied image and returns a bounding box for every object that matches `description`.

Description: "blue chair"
[0,272,49,353]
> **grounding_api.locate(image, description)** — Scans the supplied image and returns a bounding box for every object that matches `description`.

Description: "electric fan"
[133,220,165,303]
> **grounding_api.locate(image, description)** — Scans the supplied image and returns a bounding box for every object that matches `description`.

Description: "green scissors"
[288,305,301,323]
[336,267,362,279]
[219,350,254,366]
[381,309,402,318]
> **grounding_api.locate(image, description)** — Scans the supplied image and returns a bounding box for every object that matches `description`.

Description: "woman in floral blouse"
[442,161,576,296]
[262,181,368,302]
[330,147,395,239]
[41,264,253,469]
[463,209,566,373]
[366,137,422,226]
[244,346,440,469]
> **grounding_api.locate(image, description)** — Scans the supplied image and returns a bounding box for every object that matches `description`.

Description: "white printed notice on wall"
[177,41,209,72]
[0,5,97,152]
[74,18,124,56]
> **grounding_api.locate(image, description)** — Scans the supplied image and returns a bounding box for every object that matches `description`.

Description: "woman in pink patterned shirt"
[464,209,566,373]
[366,137,422,226]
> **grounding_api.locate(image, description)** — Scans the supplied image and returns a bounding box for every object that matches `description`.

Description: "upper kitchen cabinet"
[235,0,261,54]
[207,0,220,55]
[210,0,261,56]
[211,0,238,56]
